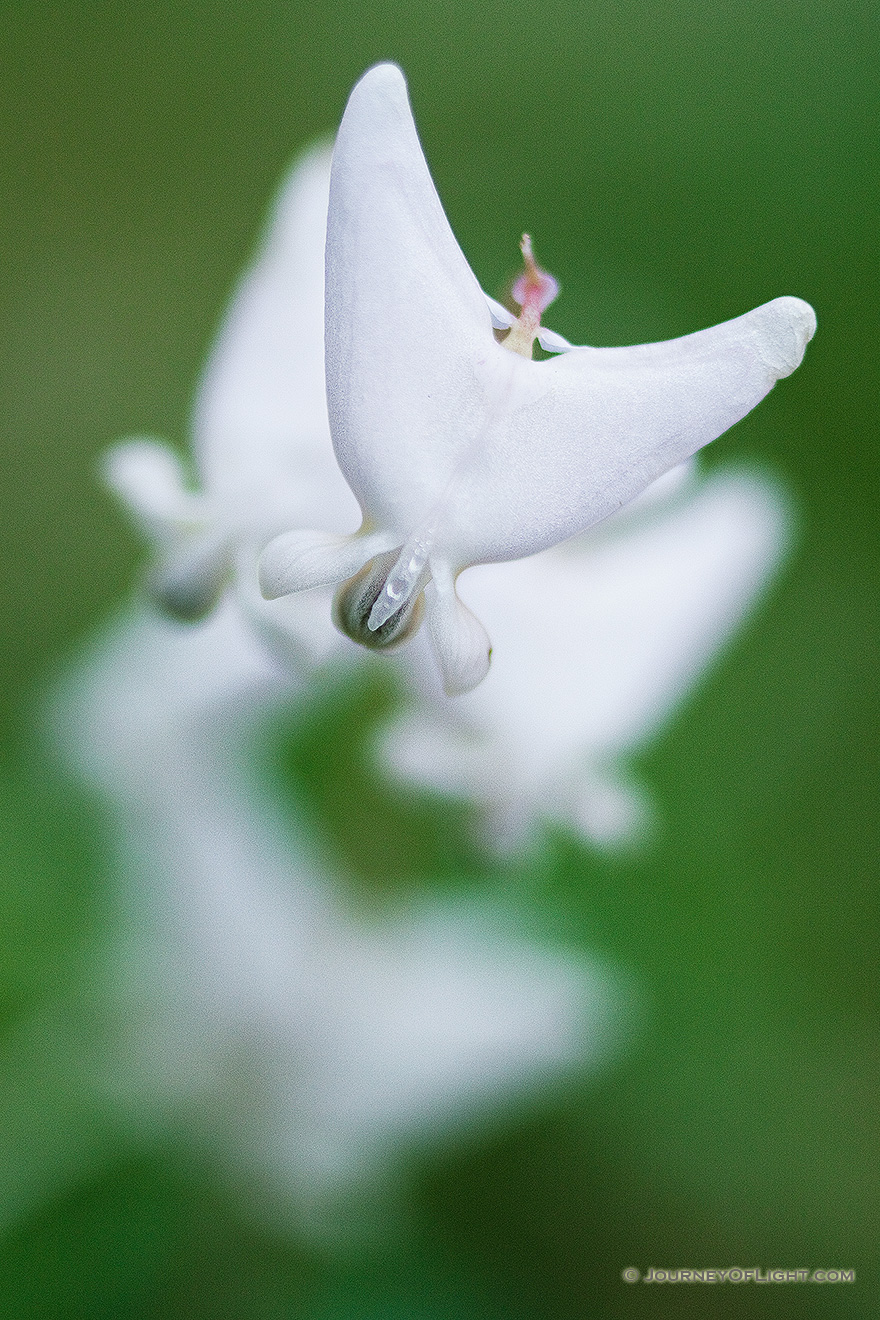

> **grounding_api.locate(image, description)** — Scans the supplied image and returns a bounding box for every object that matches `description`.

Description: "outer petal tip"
[343,64,412,142]
[103,438,198,529]
[361,61,406,82]
[754,296,817,378]
[354,62,408,99]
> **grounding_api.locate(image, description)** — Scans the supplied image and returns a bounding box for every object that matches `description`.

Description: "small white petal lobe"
[104,439,206,533]
[426,574,492,696]
[259,527,395,598]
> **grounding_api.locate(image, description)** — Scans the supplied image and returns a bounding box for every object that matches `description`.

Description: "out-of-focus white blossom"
[379,464,791,853]
[55,605,618,1207]
[105,144,358,666]
[260,63,815,694]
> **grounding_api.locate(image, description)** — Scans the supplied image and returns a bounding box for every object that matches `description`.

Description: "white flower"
[54,603,618,1204]
[259,63,815,695]
[379,463,790,853]
[105,144,359,666]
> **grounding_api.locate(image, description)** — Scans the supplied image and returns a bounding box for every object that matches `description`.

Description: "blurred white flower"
[89,120,626,1212]
[105,144,359,665]
[76,63,811,1200]
[55,603,618,1208]
[379,464,791,853]
[260,63,815,695]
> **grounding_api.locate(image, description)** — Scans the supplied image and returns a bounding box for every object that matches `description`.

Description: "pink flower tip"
[511,234,559,314]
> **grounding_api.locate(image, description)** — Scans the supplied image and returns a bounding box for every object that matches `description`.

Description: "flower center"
[502,234,559,359]
[333,548,426,649]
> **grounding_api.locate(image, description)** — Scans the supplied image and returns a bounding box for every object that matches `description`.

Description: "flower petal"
[323,62,815,595]
[104,438,207,535]
[382,466,790,848]
[425,568,492,696]
[194,141,360,536]
[325,63,497,537]
[56,604,616,1194]
[432,297,815,571]
[258,526,397,597]
[485,294,516,330]
[233,544,345,669]
[535,326,574,354]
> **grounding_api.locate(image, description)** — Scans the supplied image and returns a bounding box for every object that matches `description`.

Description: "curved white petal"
[425,574,492,696]
[325,63,497,536]
[485,294,516,330]
[535,326,574,354]
[427,297,815,570]
[108,140,362,645]
[259,527,396,597]
[194,142,359,537]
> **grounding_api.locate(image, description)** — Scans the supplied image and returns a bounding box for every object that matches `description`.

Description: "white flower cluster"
[61,65,813,1198]
[106,63,813,851]
[59,600,614,1206]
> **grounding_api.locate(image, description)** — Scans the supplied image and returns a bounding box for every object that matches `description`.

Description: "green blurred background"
[0,0,876,1315]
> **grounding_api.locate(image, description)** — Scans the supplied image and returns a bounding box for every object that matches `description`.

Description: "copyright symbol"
[622,1268,640,1283]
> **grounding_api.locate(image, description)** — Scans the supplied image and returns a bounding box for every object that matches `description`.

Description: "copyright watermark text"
[621,1267,855,1284]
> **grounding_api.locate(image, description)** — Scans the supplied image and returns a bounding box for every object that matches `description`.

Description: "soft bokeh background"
[1,1,876,1316]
